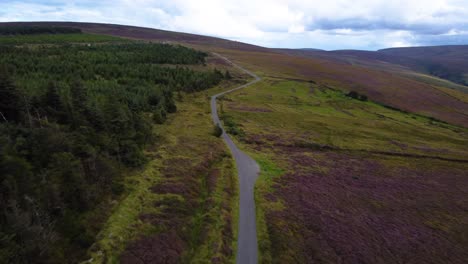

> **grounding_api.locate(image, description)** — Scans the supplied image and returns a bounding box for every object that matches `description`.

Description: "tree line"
[0,26,82,35]
[0,42,228,263]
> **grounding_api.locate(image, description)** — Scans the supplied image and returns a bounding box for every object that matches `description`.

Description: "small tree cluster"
[346,91,368,101]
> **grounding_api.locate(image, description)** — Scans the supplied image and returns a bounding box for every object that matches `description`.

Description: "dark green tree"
[0,72,22,123]
[153,105,167,124]
[70,80,87,113]
[225,70,232,80]
[213,124,223,137]
[69,80,88,127]
[43,82,62,111]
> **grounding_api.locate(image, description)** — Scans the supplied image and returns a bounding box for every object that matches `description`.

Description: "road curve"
[210,53,261,264]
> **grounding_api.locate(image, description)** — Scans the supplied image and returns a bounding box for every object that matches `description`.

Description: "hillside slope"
[279,46,468,91]
[2,21,467,127]
[0,21,267,52]
[221,78,468,263]
[380,45,468,86]
[219,48,468,127]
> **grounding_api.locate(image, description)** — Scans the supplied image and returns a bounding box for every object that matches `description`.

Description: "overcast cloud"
[1,0,468,50]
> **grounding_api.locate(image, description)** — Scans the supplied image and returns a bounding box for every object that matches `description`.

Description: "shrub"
[221,114,245,138]
[213,124,223,137]
[346,91,368,101]
[224,70,232,80]
[153,106,167,124]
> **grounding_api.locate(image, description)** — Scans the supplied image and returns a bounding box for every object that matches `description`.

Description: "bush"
[346,91,368,101]
[224,70,232,80]
[213,124,223,137]
[221,114,245,137]
[153,106,167,124]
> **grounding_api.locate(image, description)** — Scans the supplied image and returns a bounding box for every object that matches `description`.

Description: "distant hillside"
[0,21,267,52]
[281,45,468,87]
[379,45,468,86]
[1,21,467,127]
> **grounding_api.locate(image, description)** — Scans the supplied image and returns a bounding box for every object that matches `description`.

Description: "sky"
[1,0,468,50]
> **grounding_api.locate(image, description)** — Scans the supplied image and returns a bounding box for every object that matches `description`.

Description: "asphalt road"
[210,53,261,264]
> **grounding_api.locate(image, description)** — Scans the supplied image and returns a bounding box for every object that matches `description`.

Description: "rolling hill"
[2,22,467,127]
[380,45,468,85]
[279,46,468,91]
[0,21,267,52]
[1,21,467,264]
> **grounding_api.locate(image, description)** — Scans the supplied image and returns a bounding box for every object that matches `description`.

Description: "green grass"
[251,153,285,264]
[88,162,163,263]
[189,155,239,263]
[0,33,128,44]
[223,78,468,160]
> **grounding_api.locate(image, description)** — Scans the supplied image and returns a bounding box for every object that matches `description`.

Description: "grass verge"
[251,153,285,264]
[86,73,247,263]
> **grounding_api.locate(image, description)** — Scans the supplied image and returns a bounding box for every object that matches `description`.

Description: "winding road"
[210,53,261,264]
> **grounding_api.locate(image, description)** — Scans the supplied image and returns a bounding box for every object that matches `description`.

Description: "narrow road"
[210,53,261,264]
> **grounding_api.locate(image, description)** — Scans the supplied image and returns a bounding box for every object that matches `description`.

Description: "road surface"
[210,53,261,264]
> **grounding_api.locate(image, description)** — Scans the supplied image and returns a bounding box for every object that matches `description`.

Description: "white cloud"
[1,0,468,49]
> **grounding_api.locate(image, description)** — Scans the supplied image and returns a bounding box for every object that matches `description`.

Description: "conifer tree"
[0,72,22,123]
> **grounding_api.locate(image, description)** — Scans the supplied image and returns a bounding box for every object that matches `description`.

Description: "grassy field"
[221,78,467,159]
[221,78,468,263]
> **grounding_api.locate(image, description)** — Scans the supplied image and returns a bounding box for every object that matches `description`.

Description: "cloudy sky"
[1,0,468,50]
